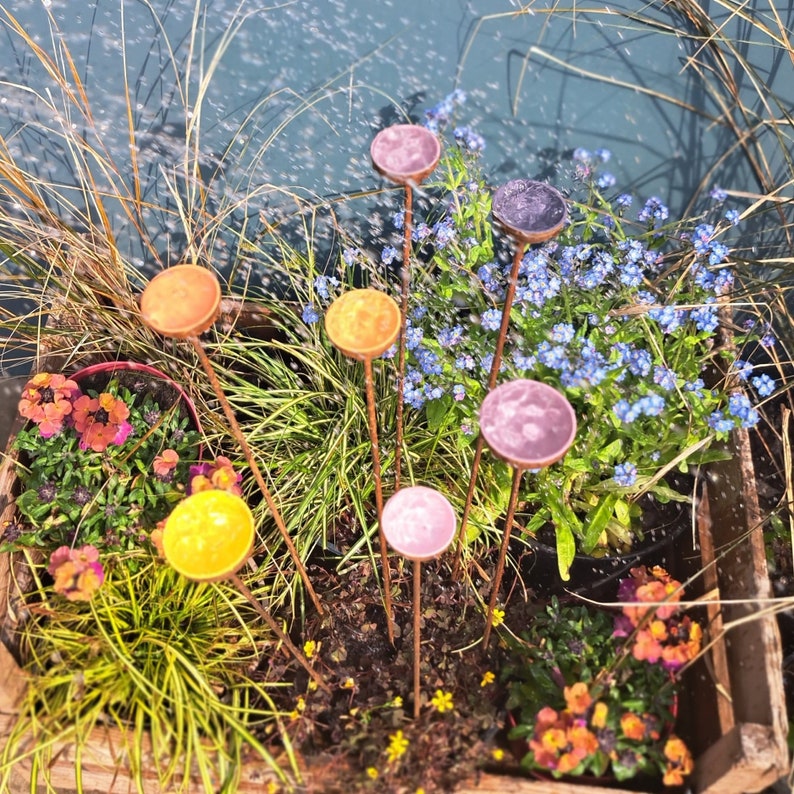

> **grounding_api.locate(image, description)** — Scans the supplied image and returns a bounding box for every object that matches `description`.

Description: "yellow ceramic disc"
[324,288,400,360]
[163,490,254,582]
[140,264,221,338]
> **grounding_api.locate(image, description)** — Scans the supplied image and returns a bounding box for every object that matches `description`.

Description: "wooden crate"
[0,340,788,793]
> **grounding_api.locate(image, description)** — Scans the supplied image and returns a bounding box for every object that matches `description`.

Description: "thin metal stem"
[413,558,421,719]
[452,244,525,572]
[190,337,324,616]
[230,573,330,693]
[363,356,396,645]
[483,466,524,648]
[394,183,413,492]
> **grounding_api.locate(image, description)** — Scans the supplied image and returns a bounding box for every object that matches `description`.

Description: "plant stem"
[190,336,324,616]
[230,573,330,693]
[394,183,413,492]
[363,356,396,644]
[453,243,525,573]
[483,465,524,648]
[413,558,421,719]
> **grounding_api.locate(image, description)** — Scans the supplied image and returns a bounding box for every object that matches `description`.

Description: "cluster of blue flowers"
[297,102,775,520]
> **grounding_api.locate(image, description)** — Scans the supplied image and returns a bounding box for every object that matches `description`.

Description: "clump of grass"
[0,550,299,792]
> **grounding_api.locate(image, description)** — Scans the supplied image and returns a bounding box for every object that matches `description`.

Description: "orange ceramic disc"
[324,288,400,360]
[140,264,221,338]
[162,490,255,582]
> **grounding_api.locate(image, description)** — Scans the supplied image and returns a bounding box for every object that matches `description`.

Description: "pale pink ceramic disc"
[370,124,441,185]
[382,486,457,561]
[479,379,577,469]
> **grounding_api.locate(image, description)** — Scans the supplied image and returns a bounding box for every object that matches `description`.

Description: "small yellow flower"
[342,677,356,689]
[288,709,300,720]
[386,729,410,763]
[416,789,426,794]
[391,695,403,708]
[480,671,495,687]
[430,689,454,713]
[491,748,505,761]
[490,608,505,628]
[308,679,318,692]
[296,696,306,713]
[303,639,318,658]
[366,767,379,780]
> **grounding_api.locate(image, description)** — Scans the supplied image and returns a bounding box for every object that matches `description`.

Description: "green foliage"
[1,551,295,792]
[503,598,679,782]
[8,379,201,554]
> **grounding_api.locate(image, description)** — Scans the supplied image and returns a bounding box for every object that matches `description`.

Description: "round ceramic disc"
[324,288,400,360]
[491,180,567,244]
[370,124,441,185]
[163,490,255,582]
[140,264,221,338]
[479,379,577,469]
[382,486,457,561]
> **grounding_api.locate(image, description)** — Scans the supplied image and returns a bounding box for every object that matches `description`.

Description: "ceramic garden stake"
[162,490,329,691]
[325,288,401,644]
[140,263,324,615]
[382,485,456,718]
[477,379,576,646]
[371,124,441,490]
[454,181,567,571]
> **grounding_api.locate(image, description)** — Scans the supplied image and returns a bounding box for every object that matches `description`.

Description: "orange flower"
[556,749,585,774]
[662,736,693,786]
[153,448,180,477]
[564,682,592,715]
[620,712,647,741]
[535,706,560,731]
[632,628,663,663]
[591,701,609,729]
[18,373,80,437]
[568,724,599,756]
[72,392,132,452]
[48,544,104,601]
[649,619,669,642]
[209,456,243,495]
[539,727,568,753]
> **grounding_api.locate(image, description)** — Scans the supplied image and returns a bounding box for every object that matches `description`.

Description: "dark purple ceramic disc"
[370,124,441,185]
[479,379,577,469]
[492,180,567,244]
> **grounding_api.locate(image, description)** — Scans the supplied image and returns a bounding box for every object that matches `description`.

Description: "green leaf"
[554,523,575,581]
[425,395,452,431]
[582,493,618,553]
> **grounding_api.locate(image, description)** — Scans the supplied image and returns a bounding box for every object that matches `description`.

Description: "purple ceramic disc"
[382,486,457,561]
[370,124,441,185]
[479,379,577,469]
[491,180,567,244]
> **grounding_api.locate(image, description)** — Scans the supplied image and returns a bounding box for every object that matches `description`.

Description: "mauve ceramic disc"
[370,124,441,185]
[479,379,577,469]
[382,486,457,561]
[491,180,567,244]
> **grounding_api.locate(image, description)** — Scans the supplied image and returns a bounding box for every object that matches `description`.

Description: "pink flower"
[153,448,180,477]
[72,392,132,452]
[188,457,243,496]
[18,373,81,437]
[48,544,104,601]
